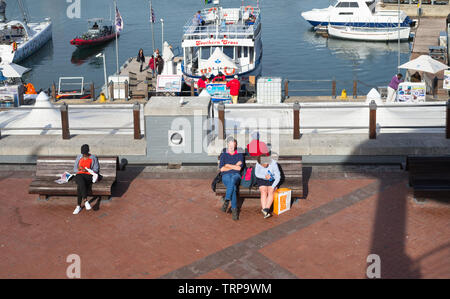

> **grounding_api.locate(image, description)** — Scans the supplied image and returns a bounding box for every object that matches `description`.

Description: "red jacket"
[226,79,240,96]
[149,57,155,70]
[198,78,207,89]
[213,75,226,82]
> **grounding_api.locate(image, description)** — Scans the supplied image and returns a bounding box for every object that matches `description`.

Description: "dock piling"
[218,102,225,140]
[369,100,377,140]
[332,79,336,99]
[51,83,56,101]
[353,80,357,99]
[133,103,141,140]
[190,82,195,97]
[90,83,95,101]
[293,102,300,140]
[124,80,129,101]
[60,103,70,140]
[285,79,289,99]
[109,81,114,101]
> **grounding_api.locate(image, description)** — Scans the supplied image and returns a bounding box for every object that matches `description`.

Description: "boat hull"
[328,26,411,41]
[0,21,53,63]
[70,32,119,48]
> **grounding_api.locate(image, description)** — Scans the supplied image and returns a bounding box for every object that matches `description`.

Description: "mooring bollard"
[90,82,95,101]
[60,103,70,140]
[293,102,300,140]
[109,81,114,101]
[124,80,129,101]
[369,100,377,139]
[353,80,357,99]
[51,83,56,101]
[133,103,141,140]
[191,82,195,97]
[218,102,225,140]
[332,79,336,99]
[446,99,450,139]
[285,79,289,99]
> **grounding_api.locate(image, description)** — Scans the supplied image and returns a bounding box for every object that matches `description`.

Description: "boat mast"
[17,0,29,23]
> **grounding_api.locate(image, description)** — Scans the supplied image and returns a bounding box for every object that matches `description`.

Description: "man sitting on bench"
[73,144,99,215]
[219,137,244,221]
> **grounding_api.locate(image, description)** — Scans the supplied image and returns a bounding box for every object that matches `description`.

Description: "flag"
[150,5,156,23]
[115,6,123,33]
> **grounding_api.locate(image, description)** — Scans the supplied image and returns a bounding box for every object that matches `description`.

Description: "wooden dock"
[115,56,155,102]
[410,17,448,99]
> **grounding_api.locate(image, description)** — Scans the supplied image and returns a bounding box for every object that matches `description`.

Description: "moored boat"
[70,18,118,48]
[327,25,411,41]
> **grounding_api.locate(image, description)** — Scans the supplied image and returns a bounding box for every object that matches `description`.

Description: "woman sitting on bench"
[255,155,280,219]
[73,144,99,215]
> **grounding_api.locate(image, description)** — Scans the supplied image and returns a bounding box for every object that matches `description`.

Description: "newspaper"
[55,172,74,184]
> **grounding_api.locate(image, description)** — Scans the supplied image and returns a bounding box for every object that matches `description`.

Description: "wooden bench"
[215,156,304,199]
[29,156,120,201]
[406,156,450,200]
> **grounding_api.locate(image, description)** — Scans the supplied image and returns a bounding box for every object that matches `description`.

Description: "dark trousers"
[75,173,92,205]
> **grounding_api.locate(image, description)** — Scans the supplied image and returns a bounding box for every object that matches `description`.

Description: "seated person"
[92,22,99,29]
[212,72,226,82]
[219,137,244,221]
[410,72,422,83]
[73,144,99,215]
[246,131,269,157]
[255,155,280,219]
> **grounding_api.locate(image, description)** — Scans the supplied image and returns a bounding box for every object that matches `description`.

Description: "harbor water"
[14,0,411,96]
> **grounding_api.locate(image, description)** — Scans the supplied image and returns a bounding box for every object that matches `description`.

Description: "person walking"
[226,75,241,104]
[137,49,146,72]
[219,137,244,221]
[73,144,99,215]
[157,55,164,75]
[148,55,156,77]
[386,73,403,102]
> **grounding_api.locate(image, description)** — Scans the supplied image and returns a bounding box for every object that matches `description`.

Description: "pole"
[115,0,119,75]
[218,102,225,140]
[397,0,400,71]
[150,0,155,55]
[60,103,70,140]
[369,100,377,140]
[103,53,108,99]
[161,18,164,50]
[133,103,141,140]
[446,99,450,139]
[293,102,300,140]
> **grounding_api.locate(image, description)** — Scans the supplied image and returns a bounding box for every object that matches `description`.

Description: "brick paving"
[0,167,448,279]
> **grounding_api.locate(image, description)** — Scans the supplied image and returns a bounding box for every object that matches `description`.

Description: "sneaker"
[221,200,230,213]
[263,208,272,219]
[232,208,239,221]
[261,209,267,217]
[73,206,81,215]
[84,200,92,210]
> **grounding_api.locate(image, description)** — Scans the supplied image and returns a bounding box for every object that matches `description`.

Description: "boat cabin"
[0,21,32,45]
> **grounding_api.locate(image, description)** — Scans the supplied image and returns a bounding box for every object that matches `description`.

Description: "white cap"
[234,75,238,79]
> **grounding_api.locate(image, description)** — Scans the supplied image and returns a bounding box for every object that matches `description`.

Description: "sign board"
[156,75,182,93]
[182,39,254,48]
[397,82,426,102]
[206,83,231,102]
[444,70,450,90]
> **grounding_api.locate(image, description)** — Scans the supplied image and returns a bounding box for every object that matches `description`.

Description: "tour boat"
[0,0,52,63]
[301,0,413,29]
[327,25,411,41]
[181,0,262,87]
[70,18,119,48]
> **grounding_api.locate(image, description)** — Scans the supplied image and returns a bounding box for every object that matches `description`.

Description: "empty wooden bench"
[29,156,120,201]
[215,156,304,199]
[406,156,450,200]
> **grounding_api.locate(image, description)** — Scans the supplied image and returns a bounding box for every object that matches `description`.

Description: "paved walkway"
[0,166,449,279]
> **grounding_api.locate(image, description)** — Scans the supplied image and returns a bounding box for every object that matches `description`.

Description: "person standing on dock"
[156,55,164,75]
[226,75,241,104]
[198,75,207,95]
[0,0,6,23]
[137,49,146,72]
[387,73,403,103]
[149,55,156,77]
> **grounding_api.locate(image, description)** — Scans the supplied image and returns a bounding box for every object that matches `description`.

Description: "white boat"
[181,0,262,87]
[0,0,52,63]
[327,25,411,41]
[301,0,413,29]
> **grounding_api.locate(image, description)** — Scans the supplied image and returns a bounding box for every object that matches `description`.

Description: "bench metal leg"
[38,194,49,201]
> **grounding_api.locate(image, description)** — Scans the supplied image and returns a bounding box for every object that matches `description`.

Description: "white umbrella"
[0,63,31,78]
[398,55,448,74]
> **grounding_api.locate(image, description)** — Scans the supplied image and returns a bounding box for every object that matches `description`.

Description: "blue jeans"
[222,172,241,210]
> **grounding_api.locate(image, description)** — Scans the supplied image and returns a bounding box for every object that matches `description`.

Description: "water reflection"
[71,44,109,66]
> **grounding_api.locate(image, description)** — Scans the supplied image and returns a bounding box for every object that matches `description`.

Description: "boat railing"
[184,62,255,77]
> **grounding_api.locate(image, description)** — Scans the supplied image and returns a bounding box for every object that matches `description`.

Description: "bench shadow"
[111,159,145,198]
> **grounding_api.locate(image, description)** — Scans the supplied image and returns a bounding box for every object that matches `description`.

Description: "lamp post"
[96,52,108,99]
[161,18,164,50]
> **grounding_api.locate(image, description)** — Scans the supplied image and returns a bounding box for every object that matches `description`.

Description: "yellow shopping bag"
[273,188,292,215]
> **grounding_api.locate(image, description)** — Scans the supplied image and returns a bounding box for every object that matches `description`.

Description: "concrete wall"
[379,3,450,17]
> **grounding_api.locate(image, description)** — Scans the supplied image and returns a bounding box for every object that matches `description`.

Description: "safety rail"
[0,103,142,140]
[216,100,450,140]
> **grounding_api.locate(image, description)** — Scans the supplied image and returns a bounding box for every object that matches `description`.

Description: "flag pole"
[150,0,155,55]
[115,0,119,75]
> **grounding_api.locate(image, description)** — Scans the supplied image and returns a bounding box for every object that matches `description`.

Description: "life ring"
[208,7,217,13]
[223,67,236,76]
[12,42,17,52]
[245,5,254,14]
[200,67,212,75]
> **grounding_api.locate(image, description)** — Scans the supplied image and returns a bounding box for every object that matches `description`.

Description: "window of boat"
[223,46,234,59]
[237,47,242,58]
[349,2,359,7]
[201,46,211,60]
[244,47,248,57]
[249,47,254,64]
[336,2,350,7]
[339,12,353,15]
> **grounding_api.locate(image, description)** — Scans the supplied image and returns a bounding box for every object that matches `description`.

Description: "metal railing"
[0,103,142,140]
[216,100,450,140]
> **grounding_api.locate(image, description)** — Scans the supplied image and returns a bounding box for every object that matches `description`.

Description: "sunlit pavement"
[0,166,448,279]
